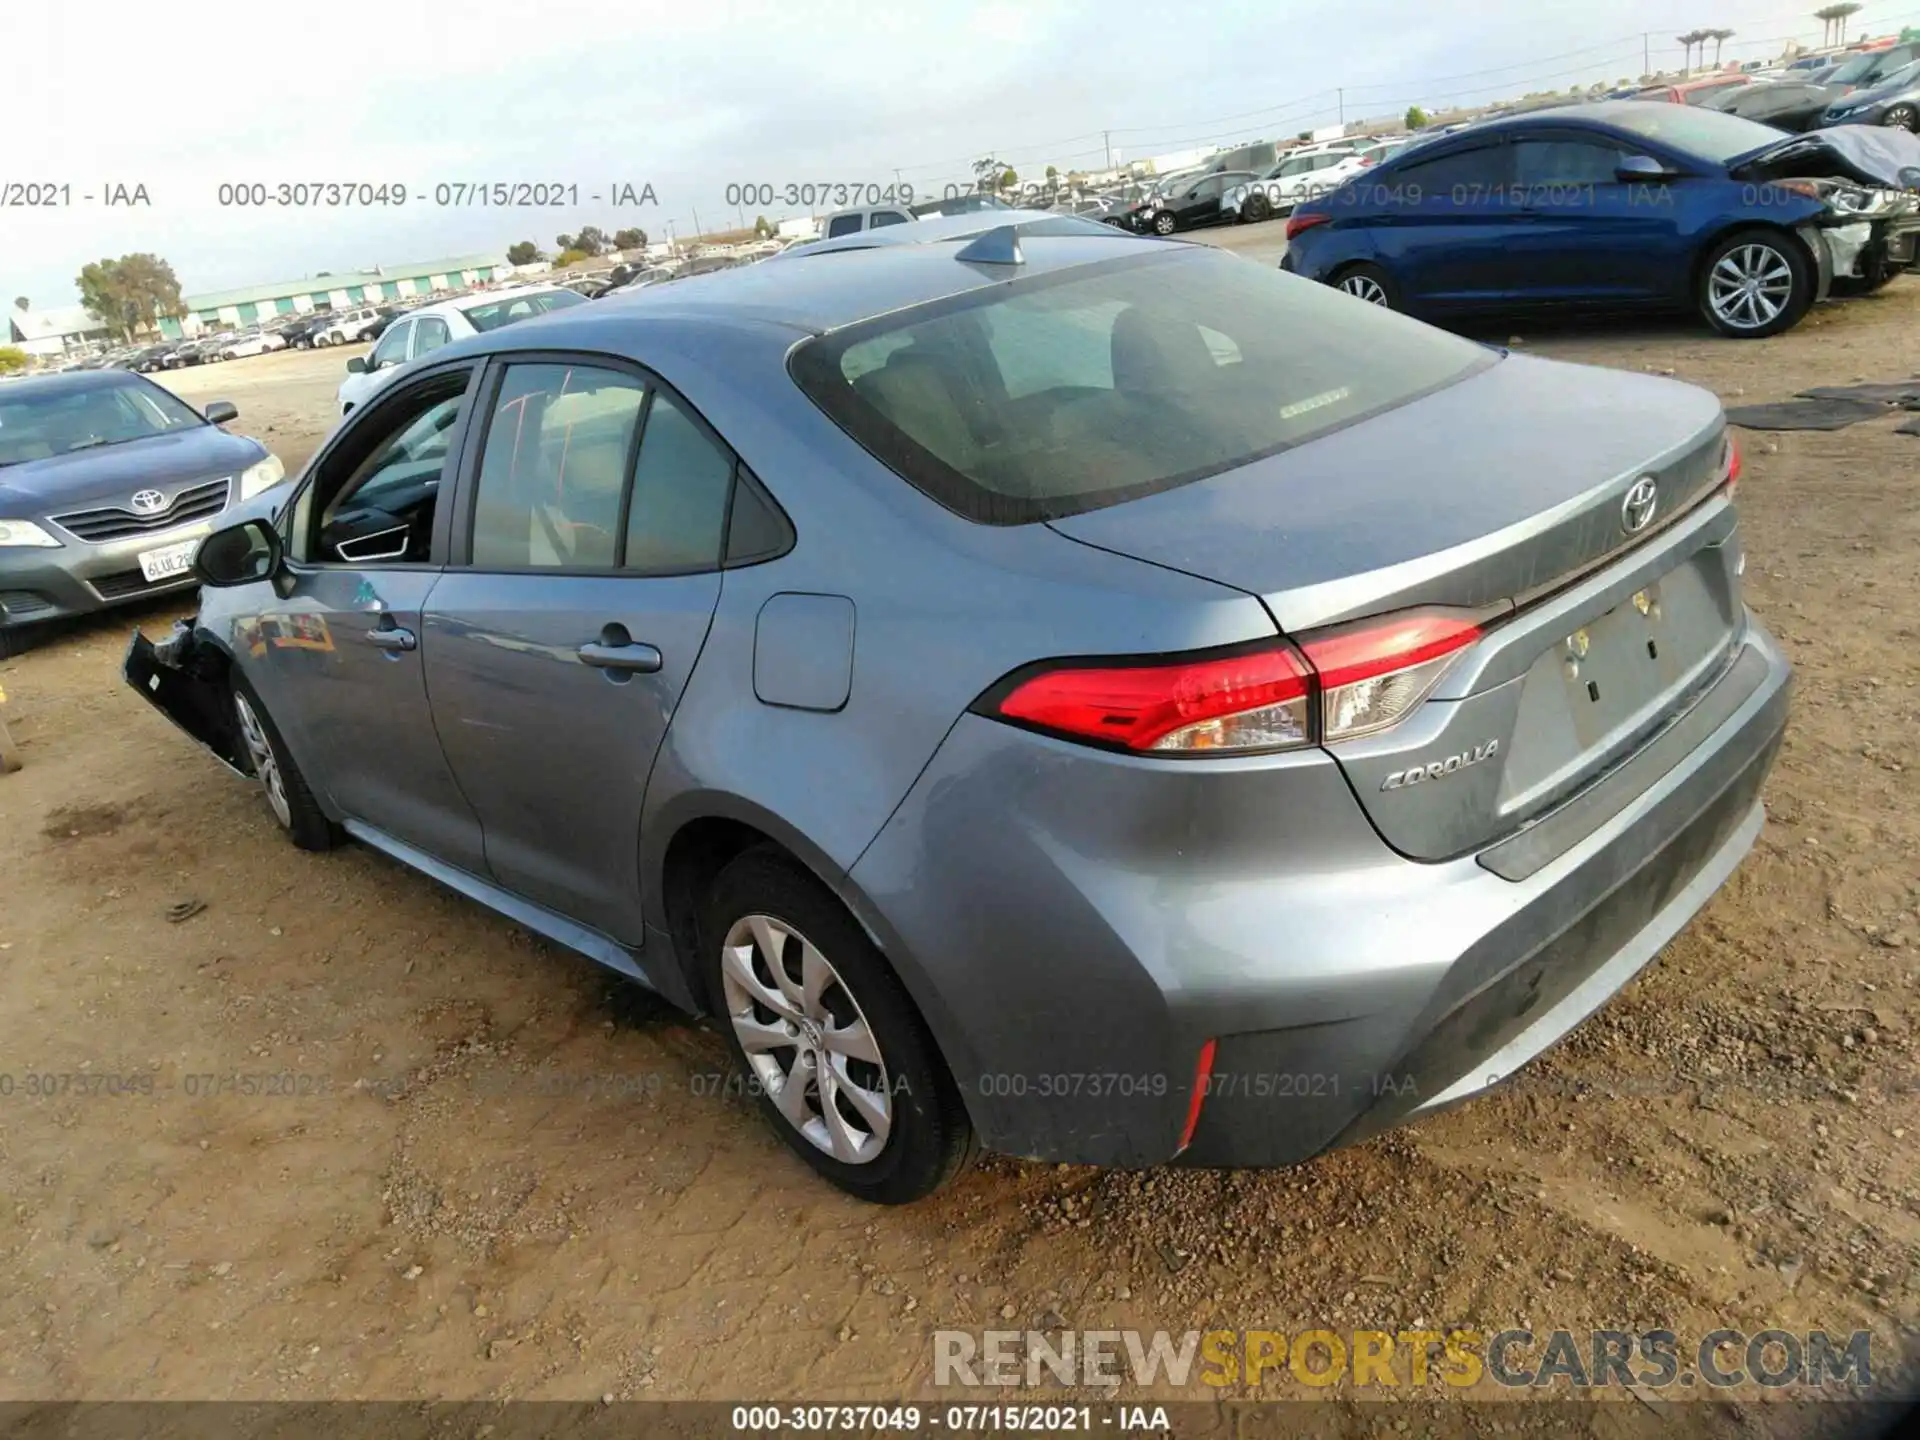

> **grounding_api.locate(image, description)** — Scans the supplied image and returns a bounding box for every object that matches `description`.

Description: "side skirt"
[342,819,658,991]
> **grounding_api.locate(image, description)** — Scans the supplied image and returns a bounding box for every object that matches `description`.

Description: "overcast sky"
[4,0,1907,310]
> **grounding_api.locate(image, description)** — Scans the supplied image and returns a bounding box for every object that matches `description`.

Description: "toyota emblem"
[1620,476,1658,535]
[129,489,167,515]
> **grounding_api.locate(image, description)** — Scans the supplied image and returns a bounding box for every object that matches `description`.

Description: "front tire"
[1152,210,1178,236]
[701,847,975,1204]
[231,680,339,851]
[1883,103,1918,131]
[1699,228,1812,338]
[1332,261,1398,308]
[1243,192,1272,224]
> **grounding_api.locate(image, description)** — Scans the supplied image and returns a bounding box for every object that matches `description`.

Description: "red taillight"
[984,610,1484,755]
[1723,433,1742,498]
[992,642,1312,754]
[1301,612,1482,742]
[1285,210,1331,240]
[1177,1039,1217,1153]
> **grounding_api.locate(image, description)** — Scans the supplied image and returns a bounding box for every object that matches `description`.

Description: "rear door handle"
[366,626,416,652]
[578,641,662,673]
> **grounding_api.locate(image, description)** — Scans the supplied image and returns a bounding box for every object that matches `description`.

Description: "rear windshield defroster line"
[788,245,1494,526]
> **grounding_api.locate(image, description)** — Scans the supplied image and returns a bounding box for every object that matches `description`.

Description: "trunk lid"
[1048,353,1743,860]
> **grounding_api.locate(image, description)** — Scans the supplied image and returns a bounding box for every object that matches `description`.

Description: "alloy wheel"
[720,913,893,1165]
[1153,212,1177,235]
[1885,104,1919,130]
[1707,243,1793,331]
[233,693,292,829]
[1339,273,1390,305]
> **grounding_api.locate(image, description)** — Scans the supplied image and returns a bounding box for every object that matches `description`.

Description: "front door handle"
[578,641,662,673]
[366,626,417,652]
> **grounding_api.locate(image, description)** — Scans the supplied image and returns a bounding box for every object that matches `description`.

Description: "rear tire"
[1332,261,1398,309]
[700,847,976,1204]
[231,678,340,852]
[1152,210,1178,236]
[1243,191,1272,224]
[1884,103,1919,131]
[1698,228,1812,338]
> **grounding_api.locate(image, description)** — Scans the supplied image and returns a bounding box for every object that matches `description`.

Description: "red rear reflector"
[1285,211,1331,240]
[1300,613,1482,691]
[992,643,1311,753]
[1724,434,1742,497]
[1178,1039,1217,1152]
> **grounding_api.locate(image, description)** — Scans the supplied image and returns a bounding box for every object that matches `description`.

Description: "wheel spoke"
[749,915,807,1011]
[821,1016,882,1064]
[825,1055,892,1141]
[734,1014,798,1054]
[799,941,833,1019]
[773,1066,814,1129]
[722,941,798,1021]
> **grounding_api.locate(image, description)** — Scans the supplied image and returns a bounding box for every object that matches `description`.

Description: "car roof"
[552,215,1159,335]
[398,284,575,319]
[0,368,149,398]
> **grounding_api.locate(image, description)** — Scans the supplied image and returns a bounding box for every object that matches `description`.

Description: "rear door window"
[826,213,865,237]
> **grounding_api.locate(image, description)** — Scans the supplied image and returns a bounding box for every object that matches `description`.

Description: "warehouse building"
[160,253,512,336]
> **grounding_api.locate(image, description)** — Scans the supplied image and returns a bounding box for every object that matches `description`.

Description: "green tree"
[74,253,183,342]
[505,241,542,265]
[613,227,647,250]
[573,224,609,256]
[555,247,591,267]
[999,167,1017,190]
[1405,105,1430,129]
[0,346,29,375]
[10,296,25,312]
[753,214,774,238]
[1045,164,1058,180]
[555,233,576,253]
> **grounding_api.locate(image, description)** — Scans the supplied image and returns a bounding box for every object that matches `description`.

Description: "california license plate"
[138,539,199,583]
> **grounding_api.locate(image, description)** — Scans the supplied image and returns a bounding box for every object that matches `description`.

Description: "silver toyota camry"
[128,214,1790,1202]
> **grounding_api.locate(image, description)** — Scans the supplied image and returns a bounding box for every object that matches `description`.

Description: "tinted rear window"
[790,247,1492,524]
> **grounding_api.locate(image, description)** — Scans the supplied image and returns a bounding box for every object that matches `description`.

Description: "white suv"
[313,308,382,347]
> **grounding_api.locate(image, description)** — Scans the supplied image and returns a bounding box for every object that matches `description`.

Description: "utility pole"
[1103,130,1112,170]
[1643,32,1650,75]
[692,204,704,242]
[1337,87,1344,125]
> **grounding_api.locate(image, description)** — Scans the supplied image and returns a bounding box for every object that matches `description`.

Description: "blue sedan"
[1281,100,1920,337]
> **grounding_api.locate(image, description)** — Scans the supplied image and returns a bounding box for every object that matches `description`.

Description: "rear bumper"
[848,615,1790,1167]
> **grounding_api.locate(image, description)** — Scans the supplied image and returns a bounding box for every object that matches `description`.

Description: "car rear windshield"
[788,246,1493,524]
[0,379,204,465]
[458,289,589,332]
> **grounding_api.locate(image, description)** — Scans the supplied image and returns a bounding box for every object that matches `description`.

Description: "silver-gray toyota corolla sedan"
[127,214,1790,1203]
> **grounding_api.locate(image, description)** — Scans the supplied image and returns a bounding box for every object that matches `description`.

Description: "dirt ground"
[0,261,1915,1411]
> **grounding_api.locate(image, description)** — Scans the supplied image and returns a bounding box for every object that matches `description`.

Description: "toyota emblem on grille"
[129,489,167,515]
[1620,476,1658,535]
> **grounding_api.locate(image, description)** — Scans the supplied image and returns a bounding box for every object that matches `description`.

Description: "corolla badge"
[129,489,167,515]
[1381,739,1500,791]
[1620,476,1659,535]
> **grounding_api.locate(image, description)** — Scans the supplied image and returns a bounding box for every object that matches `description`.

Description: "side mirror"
[345,356,368,374]
[194,518,282,588]
[1615,155,1676,182]
[203,399,239,425]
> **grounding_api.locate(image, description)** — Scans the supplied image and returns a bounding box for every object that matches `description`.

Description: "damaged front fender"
[124,621,249,777]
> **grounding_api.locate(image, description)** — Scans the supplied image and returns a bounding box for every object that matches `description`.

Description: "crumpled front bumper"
[124,621,248,776]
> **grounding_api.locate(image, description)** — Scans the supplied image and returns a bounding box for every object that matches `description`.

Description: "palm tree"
[1709,27,1735,66]
[1815,4,1862,47]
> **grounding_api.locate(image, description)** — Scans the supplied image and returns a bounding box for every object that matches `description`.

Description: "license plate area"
[138,539,199,583]
[1498,550,1737,819]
